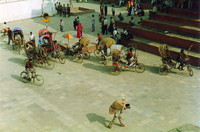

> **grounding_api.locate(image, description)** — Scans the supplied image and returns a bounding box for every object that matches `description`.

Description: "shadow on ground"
[86,113,110,128]
[8,57,25,66]
[83,63,111,75]
[144,64,160,74]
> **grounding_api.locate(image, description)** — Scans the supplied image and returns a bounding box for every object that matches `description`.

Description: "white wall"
[0,0,55,23]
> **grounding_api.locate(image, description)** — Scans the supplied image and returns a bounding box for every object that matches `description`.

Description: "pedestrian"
[73,18,78,30]
[104,3,108,16]
[108,17,115,34]
[107,98,131,129]
[55,2,59,14]
[118,12,124,21]
[67,4,71,17]
[102,17,108,35]
[62,4,67,17]
[7,27,12,45]
[2,22,8,35]
[111,5,115,16]
[100,3,104,15]
[58,2,62,16]
[69,0,73,7]
[77,23,83,38]
[77,16,80,23]
[113,28,119,43]
[29,32,35,43]
[60,19,64,32]
[91,14,95,32]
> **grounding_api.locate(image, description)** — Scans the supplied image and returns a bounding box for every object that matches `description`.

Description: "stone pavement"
[0,0,200,132]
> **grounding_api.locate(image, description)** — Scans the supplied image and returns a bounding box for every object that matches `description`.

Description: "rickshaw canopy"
[158,44,169,57]
[38,34,50,46]
[111,44,123,55]
[13,27,22,32]
[80,37,90,47]
[102,38,115,48]
[39,28,50,37]
[109,98,126,114]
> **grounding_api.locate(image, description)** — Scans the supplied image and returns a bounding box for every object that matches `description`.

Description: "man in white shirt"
[103,17,108,35]
[29,32,35,43]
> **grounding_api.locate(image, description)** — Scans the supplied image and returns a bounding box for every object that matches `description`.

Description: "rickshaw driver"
[72,39,84,54]
[126,48,137,66]
[38,45,48,62]
[52,40,61,57]
[177,49,187,70]
[25,59,35,80]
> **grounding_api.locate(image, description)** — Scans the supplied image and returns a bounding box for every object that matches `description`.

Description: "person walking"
[7,28,12,45]
[104,3,108,16]
[60,19,64,32]
[111,5,115,16]
[62,4,67,17]
[103,17,108,35]
[73,18,78,30]
[67,4,71,17]
[91,15,95,32]
[107,98,131,129]
[58,3,62,16]
[100,3,104,15]
[77,23,83,38]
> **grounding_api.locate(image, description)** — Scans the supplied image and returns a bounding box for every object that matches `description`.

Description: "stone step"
[151,13,200,28]
[141,3,200,18]
[115,21,200,53]
[141,20,200,37]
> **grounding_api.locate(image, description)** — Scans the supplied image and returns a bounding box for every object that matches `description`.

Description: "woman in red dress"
[77,23,83,38]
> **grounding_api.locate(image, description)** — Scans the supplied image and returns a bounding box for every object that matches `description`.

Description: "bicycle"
[20,70,44,86]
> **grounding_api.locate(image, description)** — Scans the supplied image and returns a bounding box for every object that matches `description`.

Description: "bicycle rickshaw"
[158,44,193,76]
[94,38,115,65]
[12,27,24,54]
[111,44,145,75]
[64,37,90,63]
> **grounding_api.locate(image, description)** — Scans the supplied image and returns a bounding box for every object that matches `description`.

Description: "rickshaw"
[94,38,115,65]
[12,27,24,54]
[111,44,145,75]
[64,37,90,63]
[158,44,193,76]
[24,40,55,70]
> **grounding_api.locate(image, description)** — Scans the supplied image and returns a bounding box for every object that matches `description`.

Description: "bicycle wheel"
[187,65,193,76]
[112,66,121,75]
[58,53,66,64]
[83,51,90,59]
[45,60,55,70]
[20,71,30,82]
[34,75,44,86]
[135,63,145,73]
[159,64,169,75]
[94,49,102,58]
[73,54,83,63]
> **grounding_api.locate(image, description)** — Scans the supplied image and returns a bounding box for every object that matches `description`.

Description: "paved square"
[0,1,200,132]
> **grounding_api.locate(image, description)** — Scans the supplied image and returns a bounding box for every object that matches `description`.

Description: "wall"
[0,0,55,23]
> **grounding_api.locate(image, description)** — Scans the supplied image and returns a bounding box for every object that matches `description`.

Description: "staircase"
[115,6,200,66]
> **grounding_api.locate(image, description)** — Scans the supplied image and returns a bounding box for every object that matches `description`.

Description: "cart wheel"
[135,63,145,73]
[45,60,55,70]
[94,49,102,58]
[34,74,44,86]
[159,64,169,75]
[58,53,66,64]
[187,65,193,76]
[83,51,90,59]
